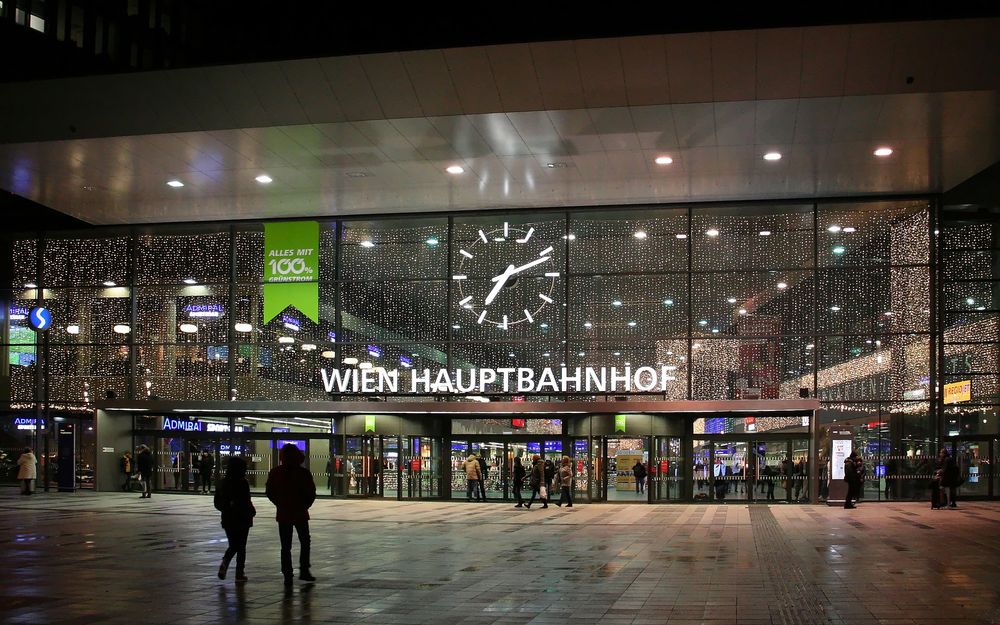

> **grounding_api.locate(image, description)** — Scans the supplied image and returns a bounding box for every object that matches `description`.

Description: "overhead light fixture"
[726,297,737,304]
[113,324,131,334]
[426,237,439,246]
[577,351,586,357]
[183,278,197,285]
[738,309,747,315]
[873,147,893,157]
[827,225,842,233]
[832,246,846,254]
[628,321,637,327]
[562,234,576,240]
[66,324,81,334]
[759,231,771,236]
[583,321,593,328]
[843,227,856,233]
[255,174,273,184]
[698,320,708,326]
[359,240,375,249]
[705,229,720,237]
[446,165,465,174]
[763,152,782,161]
[776,282,788,290]
[543,352,551,357]
[166,180,184,187]
[633,230,647,240]
[301,344,317,351]
[612,300,622,307]
[343,357,359,366]
[675,233,688,239]
[24,282,37,288]
[234,322,253,333]
[179,323,199,334]
[546,162,569,168]
[613,352,621,357]
[830,306,841,312]
[358,361,374,369]
[654,156,673,165]
[346,171,370,178]
[103,281,117,287]
[278,336,295,344]
[321,350,336,359]
[663,299,674,306]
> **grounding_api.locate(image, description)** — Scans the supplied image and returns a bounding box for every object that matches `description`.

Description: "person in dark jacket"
[214,456,256,582]
[199,451,215,494]
[556,456,574,507]
[632,460,647,494]
[476,453,488,501]
[266,444,317,585]
[512,456,526,508]
[942,448,960,509]
[525,455,548,509]
[120,451,133,491]
[136,445,153,499]
[843,451,860,509]
[543,458,556,492]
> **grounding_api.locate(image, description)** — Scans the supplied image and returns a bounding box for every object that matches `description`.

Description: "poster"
[831,438,852,481]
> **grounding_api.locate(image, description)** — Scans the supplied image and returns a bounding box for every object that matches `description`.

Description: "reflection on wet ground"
[1,491,999,624]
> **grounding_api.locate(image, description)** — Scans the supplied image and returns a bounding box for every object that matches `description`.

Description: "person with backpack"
[214,456,256,583]
[265,444,317,586]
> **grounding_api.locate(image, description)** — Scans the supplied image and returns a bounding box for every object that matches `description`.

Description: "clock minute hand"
[484,264,515,306]
[507,255,551,276]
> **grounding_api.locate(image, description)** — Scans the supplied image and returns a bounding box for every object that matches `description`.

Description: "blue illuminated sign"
[527,442,541,454]
[162,418,203,431]
[13,417,45,430]
[399,355,413,368]
[367,345,382,358]
[28,307,52,331]
[280,314,300,330]
[544,440,562,453]
[327,331,337,341]
[8,306,28,321]
[271,427,290,433]
[704,417,725,434]
[574,440,588,453]
[184,303,224,318]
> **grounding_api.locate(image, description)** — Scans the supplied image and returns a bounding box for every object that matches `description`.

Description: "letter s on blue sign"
[29,307,51,331]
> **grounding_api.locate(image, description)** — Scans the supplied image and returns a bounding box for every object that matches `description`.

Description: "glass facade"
[4,197,998,501]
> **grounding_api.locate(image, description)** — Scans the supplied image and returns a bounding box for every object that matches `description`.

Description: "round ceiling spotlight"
[321,350,336,359]
[166,180,184,188]
[278,336,295,344]
[776,282,788,290]
[654,155,673,165]
[179,323,199,334]
[255,174,273,184]
[66,324,81,334]
[705,229,720,237]
[633,230,647,240]
[113,324,131,334]
[446,165,465,174]
[234,322,253,333]
[343,357,359,366]
[763,152,782,161]
[873,147,893,157]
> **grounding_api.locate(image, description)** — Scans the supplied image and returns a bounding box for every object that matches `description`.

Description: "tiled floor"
[1,491,999,624]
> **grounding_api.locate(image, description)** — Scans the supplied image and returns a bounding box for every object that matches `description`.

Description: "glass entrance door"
[952,438,993,499]
[690,438,810,503]
[651,437,683,502]
[605,437,648,502]
[400,436,441,499]
[345,435,380,497]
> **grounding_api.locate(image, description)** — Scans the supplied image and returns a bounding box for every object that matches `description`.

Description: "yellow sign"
[943,380,971,404]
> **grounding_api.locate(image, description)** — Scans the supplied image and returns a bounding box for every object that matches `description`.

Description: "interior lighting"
[321,350,336,359]
[343,357,359,365]
[977,306,986,311]
[183,278,197,284]
[759,231,771,236]
[113,324,131,334]
[832,246,846,254]
[543,352,551,357]
[627,321,637,327]
[698,320,708,326]
[583,321,593,328]
[873,147,893,157]
[166,180,184,187]
[301,344,317,351]
[103,281,117,287]
[358,362,373,369]
[179,323,199,333]
[830,306,841,312]
[843,227,856,233]
[577,352,586,357]
[827,225,842,233]
[654,156,673,165]
[24,282,37,288]
[234,323,253,333]
[612,300,622,307]
[705,229,720,237]
[426,237,439,246]
[663,299,674,306]
[360,240,375,248]
[66,325,80,334]
[727,297,737,304]
[540,323,549,328]
[255,174,273,184]
[711,328,719,333]
[509,352,516,357]
[452,324,461,330]
[446,165,465,174]
[278,336,295,344]
[776,282,788,290]
[738,309,747,315]
[675,233,687,239]
[562,234,577,240]
[763,152,782,161]
[967,298,976,305]
[633,230,647,240]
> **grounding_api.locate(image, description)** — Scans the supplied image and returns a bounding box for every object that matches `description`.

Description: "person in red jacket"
[266,443,317,586]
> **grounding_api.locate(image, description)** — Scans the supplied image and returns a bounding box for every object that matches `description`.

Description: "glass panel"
[382,436,399,499]
[606,437,647,501]
[691,337,814,400]
[570,438,590,502]
[568,275,687,339]
[10,238,37,288]
[567,340,688,400]
[345,436,380,497]
[691,439,711,501]
[451,419,562,435]
[45,288,131,344]
[941,249,1000,281]
[136,231,230,284]
[712,441,749,501]
[692,204,814,271]
[570,208,688,273]
[651,437,682,501]
[136,344,228,401]
[44,236,129,286]
[47,345,129,403]
[400,436,440,499]
[954,440,989,498]
[790,437,810,502]
[817,335,930,402]
[759,440,791,502]
[882,403,934,501]
[341,218,447,280]
[942,374,1000,406]
[817,201,929,267]
[341,280,447,343]
[691,271,814,336]
[135,285,229,344]
[942,280,999,312]
[818,267,930,334]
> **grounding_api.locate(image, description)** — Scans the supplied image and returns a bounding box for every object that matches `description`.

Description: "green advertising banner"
[263,221,319,323]
[364,415,376,433]
[615,414,627,433]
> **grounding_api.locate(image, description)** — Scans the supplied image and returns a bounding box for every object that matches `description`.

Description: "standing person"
[463,454,482,502]
[556,456,574,508]
[136,445,153,498]
[16,447,37,495]
[781,456,794,502]
[179,448,191,491]
[854,454,867,503]
[525,455,548,509]
[120,451,133,492]
[512,456,526,508]
[266,443,317,586]
[942,448,960,509]
[214,456,256,583]
[632,460,647,495]
[476,452,489,501]
[843,450,860,509]
[543,458,556,495]
[761,463,776,501]
[792,458,806,502]
[199,450,215,494]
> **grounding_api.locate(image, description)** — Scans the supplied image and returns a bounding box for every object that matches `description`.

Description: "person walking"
[199,450,215,494]
[942,448,960,509]
[843,450,860,509]
[632,460,647,495]
[266,443,317,586]
[136,445,153,498]
[762,463,776,500]
[543,458,556,495]
[16,447,37,495]
[214,456,256,583]
[476,452,489,501]
[179,448,191,491]
[525,455,548,509]
[463,454,482,502]
[781,456,794,502]
[556,456,574,507]
[512,456,526,508]
[120,451,133,492]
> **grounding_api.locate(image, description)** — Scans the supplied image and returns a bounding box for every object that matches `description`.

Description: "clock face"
[452,222,559,329]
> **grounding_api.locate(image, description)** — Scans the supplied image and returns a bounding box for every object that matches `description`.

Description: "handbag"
[539,485,548,499]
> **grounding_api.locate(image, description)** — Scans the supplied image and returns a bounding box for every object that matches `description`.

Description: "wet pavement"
[1,491,999,624]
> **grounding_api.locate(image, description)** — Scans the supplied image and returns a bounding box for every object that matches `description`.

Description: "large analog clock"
[452,222,559,329]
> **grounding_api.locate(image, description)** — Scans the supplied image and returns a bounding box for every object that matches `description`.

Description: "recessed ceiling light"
[540,323,549,328]
[832,246,846,254]
[278,336,295,344]
[675,233,688,239]
[827,225,842,233]
[358,361,373,369]
[360,240,375,248]
[113,324,131,334]
[183,278,197,285]
[452,324,461,330]
[830,306,841,312]
[577,351,586,357]
[546,162,569,168]
[738,309,747,315]
[562,234,577,240]
[612,300,622,307]
[103,281,117,287]
[776,282,788,290]
[234,323,253,333]
[654,156,673,165]
[705,229,720,237]
[343,357,359,365]
[613,352,621,356]
[301,344,317,351]
[24,282,37,288]
[255,174,273,184]
[763,152,782,161]
[346,171,370,178]
[628,321,637,327]
[727,297,737,304]
[759,231,771,236]
[663,299,674,306]
[446,165,465,174]
[698,320,708,326]
[843,227,856,233]
[426,237,439,246]
[179,323,199,334]
[583,321,593,328]
[66,324,80,334]
[634,230,647,240]
[874,147,893,157]
[321,350,336,359]
[543,352,551,357]
[711,328,719,333]
[967,298,976,305]
[166,180,184,187]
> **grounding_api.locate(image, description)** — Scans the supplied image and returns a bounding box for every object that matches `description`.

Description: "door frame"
[944,435,997,499]
[691,434,812,503]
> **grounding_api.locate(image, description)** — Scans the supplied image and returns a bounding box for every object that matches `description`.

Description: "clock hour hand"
[484,264,515,306]
[506,255,550,276]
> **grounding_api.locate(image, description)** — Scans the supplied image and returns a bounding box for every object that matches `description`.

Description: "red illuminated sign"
[511,418,526,429]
